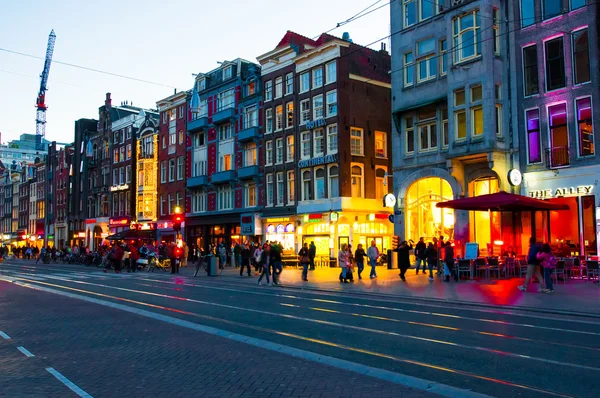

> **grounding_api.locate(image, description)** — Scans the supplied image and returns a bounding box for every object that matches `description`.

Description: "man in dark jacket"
[396,240,413,281]
[443,243,458,282]
[240,243,252,276]
[308,241,317,270]
[414,237,427,275]
[424,242,437,281]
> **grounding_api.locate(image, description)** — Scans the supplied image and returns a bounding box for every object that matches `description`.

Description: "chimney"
[380,42,389,55]
[105,93,112,107]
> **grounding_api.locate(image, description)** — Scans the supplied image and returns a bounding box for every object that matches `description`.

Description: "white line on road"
[0,331,11,339]
[46,367,93,398]
[17,346,35,357]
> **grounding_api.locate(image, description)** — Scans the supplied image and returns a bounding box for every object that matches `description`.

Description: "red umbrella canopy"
[436,191,570,212]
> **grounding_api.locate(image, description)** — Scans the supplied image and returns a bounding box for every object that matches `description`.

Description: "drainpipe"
[505,1,515,193]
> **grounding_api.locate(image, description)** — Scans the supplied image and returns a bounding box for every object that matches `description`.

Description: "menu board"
[465,242,479,260]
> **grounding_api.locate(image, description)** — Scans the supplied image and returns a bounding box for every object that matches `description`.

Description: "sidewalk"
[179,263,600,316]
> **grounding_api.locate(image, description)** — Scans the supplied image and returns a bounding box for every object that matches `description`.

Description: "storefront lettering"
[298,154,338,169]
[528,185,593,199]
[304,118,326,130]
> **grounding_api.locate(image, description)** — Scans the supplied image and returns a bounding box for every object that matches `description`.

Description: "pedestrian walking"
[271,242,282,285]
[536,243,556,294]
[234,242,242,268]
[518,237,546,292]
[298,242,310,282]
[182,243,189,268]
[397,240,413,281]
[128,243,139,273]
[424,242,437,281]
[218,243,227,269]
[338,243,350,283]
[354,244,366,279]
[443,242,458,282]
[308,241,316,270]
[169,243,179,274]
[414,237,427,275]
[258,244,271,286]
[367,240,379,279]
[36,246,47,264]
[240,243,252,276]
[253,244,263,275]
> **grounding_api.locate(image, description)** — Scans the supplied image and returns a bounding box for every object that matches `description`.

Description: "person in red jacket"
[128,243,139,273]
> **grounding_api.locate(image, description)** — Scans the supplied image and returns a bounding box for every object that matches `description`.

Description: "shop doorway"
[405,177,454,243]
[470,176,501,256]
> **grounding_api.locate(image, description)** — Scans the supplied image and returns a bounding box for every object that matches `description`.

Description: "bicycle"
[147,255,171,272]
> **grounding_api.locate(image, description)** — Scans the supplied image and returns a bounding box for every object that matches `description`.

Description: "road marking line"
[0,331,11,339]
[46,367,93,397]
[17,346,35,357]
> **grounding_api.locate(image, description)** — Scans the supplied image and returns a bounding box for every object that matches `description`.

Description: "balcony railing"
[547,146,570,168]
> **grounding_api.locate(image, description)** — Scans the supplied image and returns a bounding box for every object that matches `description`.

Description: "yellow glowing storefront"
[405,177,455,243]
[470,176,501,255]
[263,217,296,255]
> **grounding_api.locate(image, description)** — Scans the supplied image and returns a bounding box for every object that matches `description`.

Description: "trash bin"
[208,256,219,277]
[387,249,398,269]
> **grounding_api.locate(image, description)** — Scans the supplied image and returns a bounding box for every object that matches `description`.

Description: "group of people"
[102,241,188,275]
[518,237,556,294]
[314,240,381,283]
[413,236,458,282]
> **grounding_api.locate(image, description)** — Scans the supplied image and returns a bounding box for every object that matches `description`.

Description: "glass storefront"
[405,177,454,242]
[265,223,296,254]
[471,177,501,255]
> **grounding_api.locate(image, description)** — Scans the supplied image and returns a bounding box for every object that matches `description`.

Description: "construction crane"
[35,29,56,152]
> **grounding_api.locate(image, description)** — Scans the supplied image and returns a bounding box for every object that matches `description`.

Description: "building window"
[313,95,324,120]
[266,140,273,165]
[453,11,481,63]
[275,76,283,98]
[120,167,125,184]
[542,0,561,20]
[312,68,323,89]
[495,104,503,137]
[418,123,437,152]
[548,103,569,167]
[276,172,284,205]
[300,99,310,125]
[264,81,272,101]
[286,102,294,129]
[217,186,233,210]
[545,36,565,91]
[314,129,325,157]
[266,174,274,206]
[120,146,125,162]
[417,37,436,82]
[521,0,535,27]
[276,138,283,164]
[217,88,235,111]
[177,156,184,180]
[571,0,586,10]
[192,191,207,213]
[287,170,295,203]
[572,28,590,85]
[244,105,258,129]
[350,128,364,156]
[375,131,387,158]
[471,107,483,137]
[160,161,166,183]
[326,61,336,84]
[194,131,206,148]
[220,153,232,172]
[302,170,311,201]
[300,72,310,93]
[246,184,257,207]
[265,108,273,134]
[404,0,416,27]
[170,131,176,145]
[351,165,363,198]
[113,148,119,163]
[285,73,294,95]
[376,168,388,201]
[218,124,233,141]
[404,53,414,87]
[523,45,539,96]
[420,0,435,20]
[222,65,232,80]
[326,90,337,117]
[247,81,256,96]
[244,142,257,167]
[455,111,467,140]
[327,124,338,154]
[577,97,594,157]
[301,132,311,159]
[493,8,500,55]
[197,98,208,118]
[441,107,449,147]
[328,165,339,198]
[179,130,184,144]
[440,40,447,75]
[286,135,294,162]
[314,168,325,200]
[126,165,131,184]
[162,135,167,149]
[405,117,415,154]
[275,105,283,131]
[168,159,175,181]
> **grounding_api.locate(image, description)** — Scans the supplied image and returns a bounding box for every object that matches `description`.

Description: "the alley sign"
[528,185,593,198]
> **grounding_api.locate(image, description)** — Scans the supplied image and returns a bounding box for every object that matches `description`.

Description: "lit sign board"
[304,118,326,130]
[298,154,338,169]
[110,184,129,192]
[528,185,593,199]
[109,217,131,227]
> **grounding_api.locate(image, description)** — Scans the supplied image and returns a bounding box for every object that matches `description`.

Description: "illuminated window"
[405,177,454,243]
[287,170,295,203]
[472,177,500,254]
[351,164,363,198]
[245,183,257,207]
[471,107,483,136]
[275,105,283,131]
[286,102,294,129]
[302,170,311,201]
[577,97,594,157]
[375,131,387,158]
[526,108,541,163]
[375,168,387,201]
[548,103,569,167]
[286,135,294,162]
[247,81,256,96]
[244,142,257,167]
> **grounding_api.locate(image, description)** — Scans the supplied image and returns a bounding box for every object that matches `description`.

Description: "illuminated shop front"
[524,168,600,256]
[405,177,454,243]
[263,217,296,255]
[470,176,501,255]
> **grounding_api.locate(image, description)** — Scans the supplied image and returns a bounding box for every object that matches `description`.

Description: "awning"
[392,96,447,115]
[107,229,156,241]
[436,191,570,212]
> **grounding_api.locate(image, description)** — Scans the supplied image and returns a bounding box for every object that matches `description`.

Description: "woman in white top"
[338,243,350,283]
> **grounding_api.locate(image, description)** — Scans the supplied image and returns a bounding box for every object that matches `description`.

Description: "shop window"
[577,97,594,157]
[545,36,565,91]
[315,168,326,200]
[548,103,569,167]
[526,109,541,163]
[572,28,590,85]
[328,165,339,198]
[375,168,387,201]
[471,177,500,255]
[405,177,454,242]
[302,170,311,201]
[351,165,363,198]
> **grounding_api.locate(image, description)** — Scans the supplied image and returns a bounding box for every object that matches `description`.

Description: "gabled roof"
[275,30,317,50]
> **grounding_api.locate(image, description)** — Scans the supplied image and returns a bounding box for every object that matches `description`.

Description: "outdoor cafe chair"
[503,257,516,278]
[474,258,489,279]
[585,260,599,282]
[563,257,575,278]
[517,259,528,278]
[457,259,472,280]
[554,260,566,284]
[486,257,501,278]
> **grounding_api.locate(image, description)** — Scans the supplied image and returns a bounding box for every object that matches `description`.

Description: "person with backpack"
[536,243,556,293]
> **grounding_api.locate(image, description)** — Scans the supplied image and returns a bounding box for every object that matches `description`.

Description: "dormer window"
[197,78,206,91]
[247,80,256,96]
[223,65,233,80]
